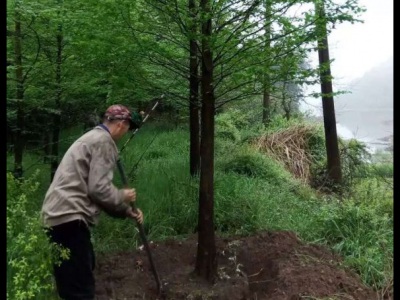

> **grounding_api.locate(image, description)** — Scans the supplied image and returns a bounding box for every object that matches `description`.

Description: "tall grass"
[7,117,393,295]
[313,178,393,288]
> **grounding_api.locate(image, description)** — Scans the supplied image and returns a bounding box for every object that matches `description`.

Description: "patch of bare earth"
[94,230,379,300]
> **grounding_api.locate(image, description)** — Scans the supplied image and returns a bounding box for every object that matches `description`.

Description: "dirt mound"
[94,230,378,300]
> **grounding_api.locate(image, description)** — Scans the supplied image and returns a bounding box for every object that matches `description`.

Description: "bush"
[310,138,371,193]
[265,114,303,132]
[367,163,393,178]
[7,171,69,300]
[223,150,290,186]
[340,139,371,181]
[215,114,241,142]
[306,125,326,164]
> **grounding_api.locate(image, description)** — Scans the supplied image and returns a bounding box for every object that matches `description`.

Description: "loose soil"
[94,230,381,300]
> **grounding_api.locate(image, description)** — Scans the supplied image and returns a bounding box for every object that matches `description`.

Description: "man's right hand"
[123,188,136,203]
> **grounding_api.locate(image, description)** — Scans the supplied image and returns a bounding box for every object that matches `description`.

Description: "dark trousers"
[46,220,95,300]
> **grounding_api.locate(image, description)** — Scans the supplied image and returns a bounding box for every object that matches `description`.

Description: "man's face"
[115,119,131,140]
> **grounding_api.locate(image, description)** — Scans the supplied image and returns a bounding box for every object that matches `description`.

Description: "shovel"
[116,158,164,297]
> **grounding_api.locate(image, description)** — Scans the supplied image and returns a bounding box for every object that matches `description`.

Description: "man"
[41,104,144,300]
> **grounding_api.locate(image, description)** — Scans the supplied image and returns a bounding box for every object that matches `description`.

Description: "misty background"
[301,0,393,152]
[302,56,393,150]
[334,56,393,147]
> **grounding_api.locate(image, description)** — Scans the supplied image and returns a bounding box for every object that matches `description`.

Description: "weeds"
[6,116,393,296]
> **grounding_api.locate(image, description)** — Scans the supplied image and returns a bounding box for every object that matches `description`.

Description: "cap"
[104,104,142,130]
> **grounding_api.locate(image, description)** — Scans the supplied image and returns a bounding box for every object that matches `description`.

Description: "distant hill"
[334,56,393,144]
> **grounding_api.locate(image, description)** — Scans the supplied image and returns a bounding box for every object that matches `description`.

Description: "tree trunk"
[189,0,200,176]
[50,6,63,182]
[262,84,271,125]
[281,82,290,121]
[43,133,51,163]
[195,0,217,283]
[315,1,342,185]
[262,0,272,126]
[13,3,25,179]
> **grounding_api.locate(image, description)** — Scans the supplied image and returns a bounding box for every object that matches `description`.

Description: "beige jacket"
[41,125,130,227]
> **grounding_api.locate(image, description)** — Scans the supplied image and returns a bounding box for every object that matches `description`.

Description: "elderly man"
[41,104,144,300]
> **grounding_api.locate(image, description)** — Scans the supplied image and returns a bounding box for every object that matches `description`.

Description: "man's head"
[102,104,137,140]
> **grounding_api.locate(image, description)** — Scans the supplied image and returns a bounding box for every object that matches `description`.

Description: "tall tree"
[262,0,272,125]
[189,0,200,176]
[315,0,342,185]
[50,0,64,182]
[126,0,364,283]
[195,0,217,282]
[11,0,25,178]
[8,0,42,178]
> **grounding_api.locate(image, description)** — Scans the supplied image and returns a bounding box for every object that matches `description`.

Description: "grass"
[6,119,393,299]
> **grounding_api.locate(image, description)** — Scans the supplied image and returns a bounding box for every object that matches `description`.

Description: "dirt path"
[94,230,379,300]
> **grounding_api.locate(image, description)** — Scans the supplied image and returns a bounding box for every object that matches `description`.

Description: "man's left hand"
[127,208,144,224]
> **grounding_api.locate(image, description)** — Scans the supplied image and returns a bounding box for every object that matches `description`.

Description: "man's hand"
[123,188,136,203]
[127,207,144,224]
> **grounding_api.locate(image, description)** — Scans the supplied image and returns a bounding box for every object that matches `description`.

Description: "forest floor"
[94,230,386,300]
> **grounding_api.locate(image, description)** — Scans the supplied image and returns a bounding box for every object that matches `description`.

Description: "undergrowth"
[6,114,393,295]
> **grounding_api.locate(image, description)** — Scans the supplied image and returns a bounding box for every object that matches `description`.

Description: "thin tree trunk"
[13,2,25,179]
[43,133,51,163]
[262,0,272,125]
[195,0,217,283]
[189,0,200,176]
[50,5,63,182]
[315,1,342,185]
[281,81,290,120]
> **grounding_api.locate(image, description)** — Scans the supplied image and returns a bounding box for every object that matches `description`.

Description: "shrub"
[7,171,69,300]
[265,114,303,132]
[310,138,371,193]
[340,139,371,181]
[223,150,290,186]
[367,163,393,178]
[215,114,241,142]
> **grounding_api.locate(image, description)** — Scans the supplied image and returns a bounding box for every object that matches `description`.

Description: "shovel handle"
[116,159,162,295]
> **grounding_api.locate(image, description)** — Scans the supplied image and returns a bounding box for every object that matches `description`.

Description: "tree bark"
[195,0,217,283]
[50,4,63,182]
[189,0,200,176]
[262,0,272,126]
[315,1,342,185]
[13,2,25,179]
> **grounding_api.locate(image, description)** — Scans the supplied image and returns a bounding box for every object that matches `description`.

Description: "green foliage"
[213,171,320,237]
[314,193,392,288]
[214,107,266,144]
[218,109,252,129]
[9,116,392,293]
[266,115,292,131]
[145,149,168,160]
[215,111,242,142]
[367,150,393,178]
[309,136,372,192]
[223,150,290,186]
[306,124,326,164]
[340,139,371,182]
[134,159,198,238]
[92,127,196,252]
[7,171,69,300]
[350,178,393,218]
[213,173,264,234]
[367,163,393,178]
